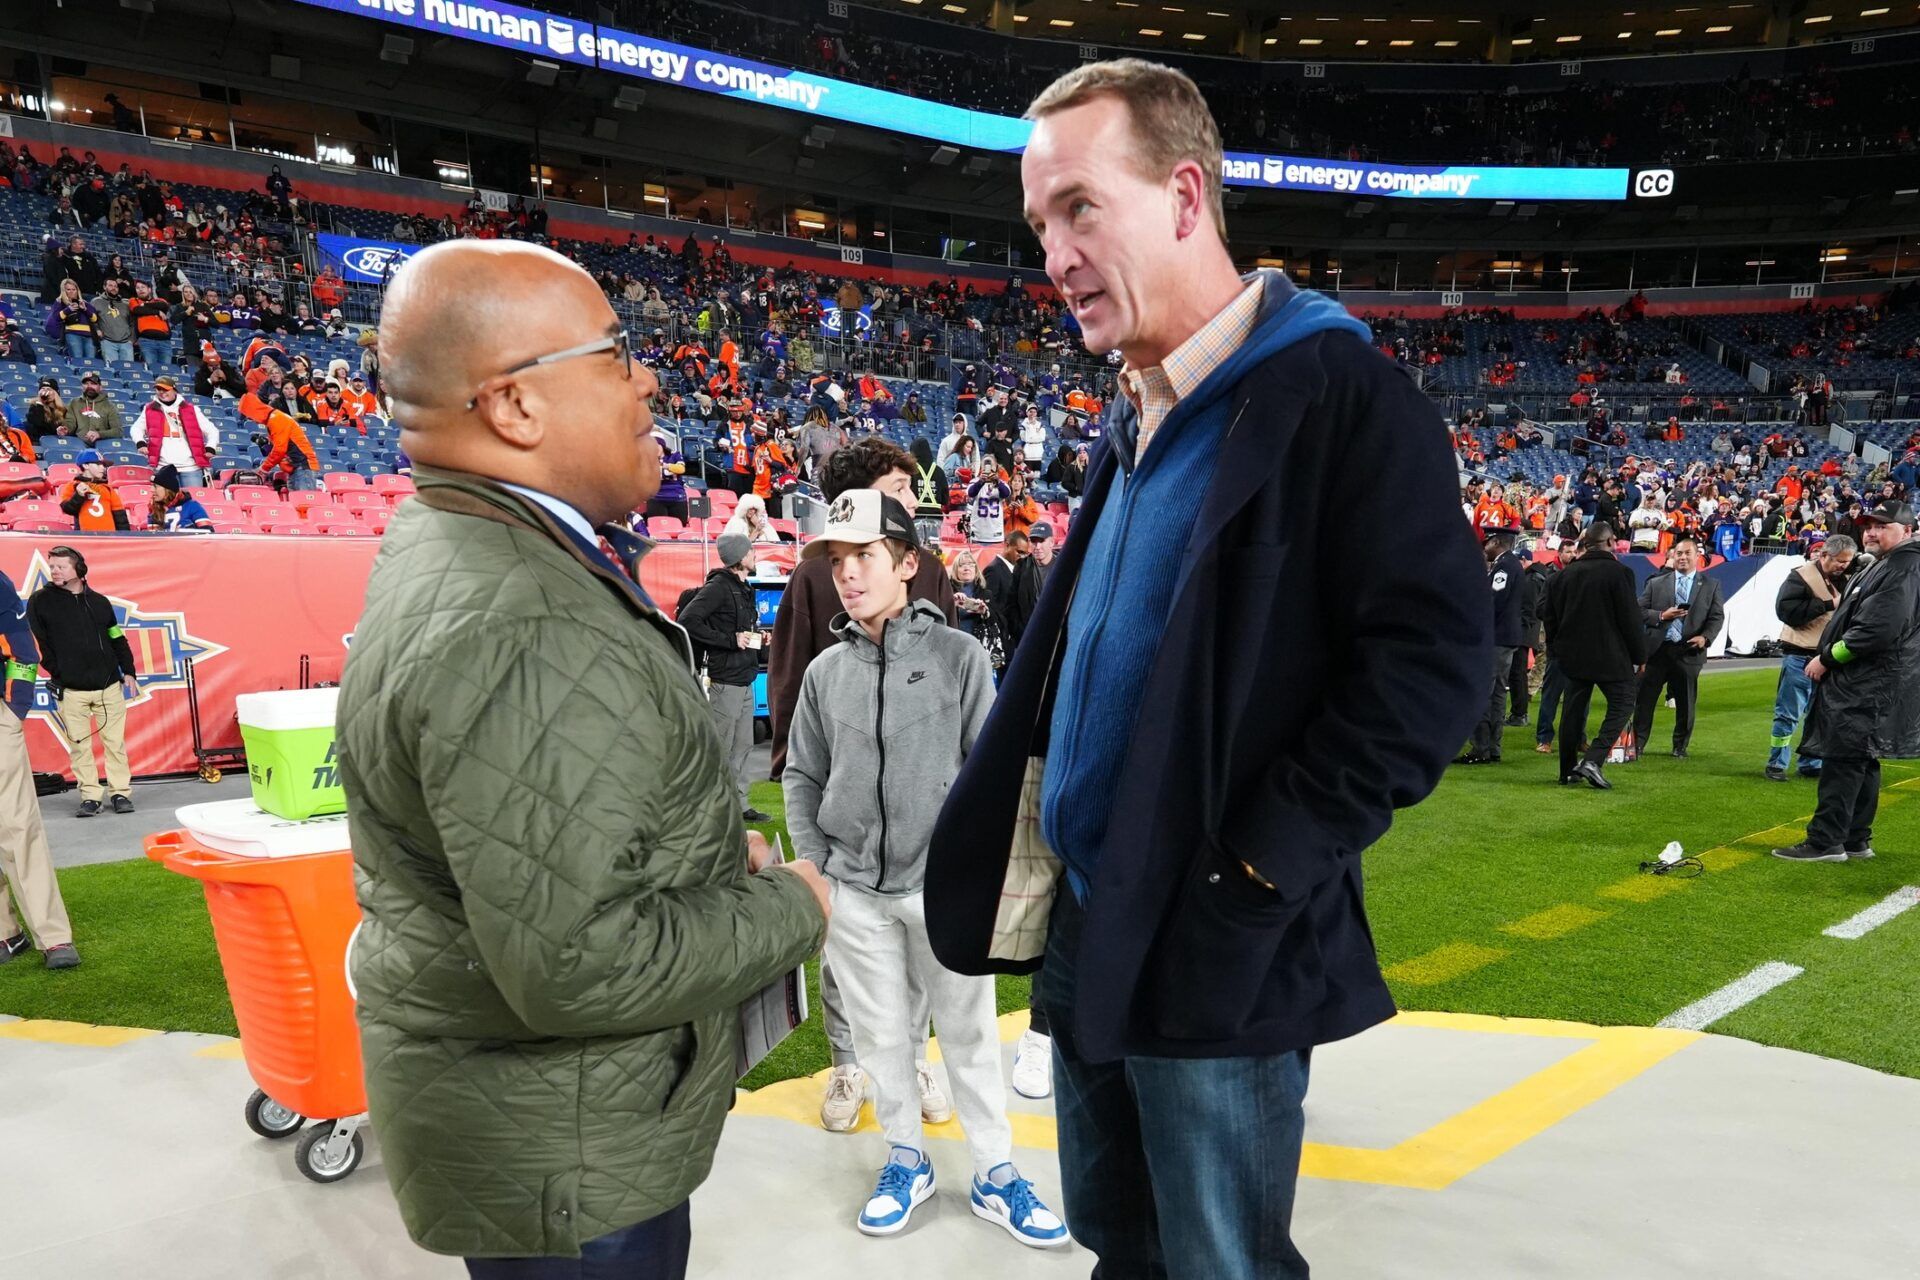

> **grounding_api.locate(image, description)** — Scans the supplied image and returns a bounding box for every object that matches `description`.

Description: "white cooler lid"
[175,798,351,858]
[234,687,340,733]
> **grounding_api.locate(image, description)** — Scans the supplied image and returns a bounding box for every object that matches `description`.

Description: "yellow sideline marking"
[1498,903,1609,941]
[195,1039,247,1060]
[0,1019,160,1048]
[1383,942,1508,987]
[734,1010,1700,1191]
[1598,874,1691,903]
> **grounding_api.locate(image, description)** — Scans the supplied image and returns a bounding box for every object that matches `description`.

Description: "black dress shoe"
[1504,715,1529,728]
[1575,760,1612,790]
[1671,747,1689,759]
[1451,753,1489,766]
[741,807,773,823]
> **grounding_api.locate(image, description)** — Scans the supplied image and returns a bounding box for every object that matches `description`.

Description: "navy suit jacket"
[925,329,1491,1062]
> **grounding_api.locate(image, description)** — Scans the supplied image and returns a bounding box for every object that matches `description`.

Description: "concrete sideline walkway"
[4,1008,1918,1277]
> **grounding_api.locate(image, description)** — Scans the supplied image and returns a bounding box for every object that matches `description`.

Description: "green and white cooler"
[236,688,345,821]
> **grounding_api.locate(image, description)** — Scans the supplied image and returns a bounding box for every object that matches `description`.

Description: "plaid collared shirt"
[1120,280,1264,466]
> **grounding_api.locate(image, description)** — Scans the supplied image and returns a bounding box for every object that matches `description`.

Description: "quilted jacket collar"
[410,466,695,672]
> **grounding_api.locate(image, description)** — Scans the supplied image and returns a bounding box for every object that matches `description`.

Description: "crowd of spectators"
[1460,408,1917,560]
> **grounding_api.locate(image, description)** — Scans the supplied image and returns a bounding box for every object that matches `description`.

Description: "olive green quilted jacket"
[338,469,824,1258]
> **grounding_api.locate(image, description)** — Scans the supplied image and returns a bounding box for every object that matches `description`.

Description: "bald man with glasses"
[337,240,830,1278]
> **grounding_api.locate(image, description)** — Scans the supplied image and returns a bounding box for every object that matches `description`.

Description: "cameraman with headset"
[28,547,139,818]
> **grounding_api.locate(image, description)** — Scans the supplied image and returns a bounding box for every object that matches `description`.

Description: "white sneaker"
[820,1064,866,1132]
[1011,1029,1053,1099]
[917,1060,954,1124]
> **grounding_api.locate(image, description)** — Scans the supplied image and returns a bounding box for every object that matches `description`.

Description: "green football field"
[5,669,1917,1085]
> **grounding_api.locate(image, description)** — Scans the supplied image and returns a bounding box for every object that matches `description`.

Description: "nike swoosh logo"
[907,672,927,684]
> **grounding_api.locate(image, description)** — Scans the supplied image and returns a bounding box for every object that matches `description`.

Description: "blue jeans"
[289,469,323,491]
[138,338,173,368]
[463,1201,689,1279]
[63,333,94,361]
[1535,654,1567,745]
[1040,890,1311,1280]
[1770,654,1822,774]
[100,339,135,364]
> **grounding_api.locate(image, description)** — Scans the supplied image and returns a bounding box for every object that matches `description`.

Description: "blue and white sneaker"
[857,1147,936,1237]
[970,1165,1069,1248]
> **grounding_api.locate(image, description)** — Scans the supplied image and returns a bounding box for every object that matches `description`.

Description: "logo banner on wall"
[819,305,872,340]
[0,533,795,779]
[296,0,1639,201]
[316,233,418,284]
[1,537,378,778]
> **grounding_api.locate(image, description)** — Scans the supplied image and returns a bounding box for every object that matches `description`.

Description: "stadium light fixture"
[1803,13,1831,21]
[941,3,965,11]
[1264,36,1277,43]
[1182,32,1206,39]
[48,100,66,112]
[1619,31,1634,37]
[1049,17,1074,25]
[1139,27,1163,35]
[1556,34,1582,42]
[1389,38,1414,46]
[1861,6,1890,14]
[1299,37,1323,45]
[1706,24,1732,32]
[1013,13,1027,19]
[1354,37,1369,45]
[1511,36,1533,45]
[1436,39,1459,47]
[1207,10,1231,16]
[1655,28,1681,36]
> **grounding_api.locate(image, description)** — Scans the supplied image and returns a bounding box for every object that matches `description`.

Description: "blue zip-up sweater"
[1041,274,1373,900]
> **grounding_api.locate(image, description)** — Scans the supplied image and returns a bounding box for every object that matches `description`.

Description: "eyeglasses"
[465,329,630,410]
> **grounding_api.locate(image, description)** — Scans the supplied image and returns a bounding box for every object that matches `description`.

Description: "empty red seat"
[371,475,415,497]
[45,464,80,485]
[337,490,385,510]
[323,472,370,493]
[649,517,685,539]
[265,523,315,536]
[231,485,280,509]
[0,462,42,485]
[252,505,298,525]
[291,490,338,515]
[108,465,154,487]
[313,520,369,536]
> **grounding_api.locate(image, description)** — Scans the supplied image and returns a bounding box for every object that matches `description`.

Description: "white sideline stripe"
[1822,887,1920,940]
[1657,962,1804,1031]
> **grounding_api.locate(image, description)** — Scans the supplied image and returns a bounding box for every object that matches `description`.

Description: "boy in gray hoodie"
[784,491,1067,1250]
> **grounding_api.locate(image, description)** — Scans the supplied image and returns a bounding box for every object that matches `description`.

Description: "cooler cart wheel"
[244,1088,305,1139]
[199,765,222,783]
[294,1121,365,1183]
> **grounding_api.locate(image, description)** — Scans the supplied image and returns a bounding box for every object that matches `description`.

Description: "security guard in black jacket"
[1459,527,1527,764]
[677,531,767,822]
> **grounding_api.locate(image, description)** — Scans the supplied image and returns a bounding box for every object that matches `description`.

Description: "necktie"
[1669,576,1689,643]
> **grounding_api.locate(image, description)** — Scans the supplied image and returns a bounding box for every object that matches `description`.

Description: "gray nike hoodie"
[783,597,995,894]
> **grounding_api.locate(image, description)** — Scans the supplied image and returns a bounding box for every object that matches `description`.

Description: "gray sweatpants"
[826,884,1011,1174]
[707,680,754,810]
[822,950,931,1068]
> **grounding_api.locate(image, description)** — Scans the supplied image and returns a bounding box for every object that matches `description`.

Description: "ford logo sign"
[821,308,872,336]
[340,245,414,278]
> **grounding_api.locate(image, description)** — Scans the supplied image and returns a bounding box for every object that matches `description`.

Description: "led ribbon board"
[298,0,1651,201]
